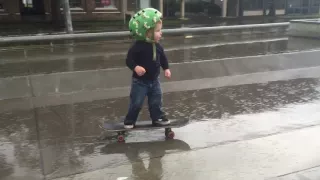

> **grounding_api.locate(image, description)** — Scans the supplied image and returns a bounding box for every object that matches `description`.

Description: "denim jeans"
[124,77,165,124]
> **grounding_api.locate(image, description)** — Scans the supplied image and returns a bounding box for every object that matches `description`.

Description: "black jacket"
[126,41,169,81]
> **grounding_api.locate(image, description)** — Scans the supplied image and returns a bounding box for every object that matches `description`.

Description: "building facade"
[0,0,127,22]
[286,0,320,14]
[240,0,286,16]
[0,0,319,22]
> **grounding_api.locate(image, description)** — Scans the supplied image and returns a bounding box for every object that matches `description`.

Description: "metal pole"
[263,0,266,16]
[159,0,164,14]
[122,0,127,25]
[238,0,243,17]
[62,0,74,34]
[222,0,228,17]
[236,0,239,16]
[181,0,185,19]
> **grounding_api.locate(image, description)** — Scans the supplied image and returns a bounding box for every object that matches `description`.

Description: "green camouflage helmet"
[129,8,162,41]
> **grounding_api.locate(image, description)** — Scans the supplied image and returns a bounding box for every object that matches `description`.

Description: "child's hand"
[164,69,171,79]
[134,66,146,76]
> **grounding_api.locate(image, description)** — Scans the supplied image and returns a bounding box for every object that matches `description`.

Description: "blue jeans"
[124,77,165,124]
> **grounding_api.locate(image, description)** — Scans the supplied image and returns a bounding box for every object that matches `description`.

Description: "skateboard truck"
[116,128,175,142]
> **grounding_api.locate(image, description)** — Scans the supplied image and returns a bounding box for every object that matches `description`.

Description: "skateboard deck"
[102,119,188,131]
[101,118,189,142]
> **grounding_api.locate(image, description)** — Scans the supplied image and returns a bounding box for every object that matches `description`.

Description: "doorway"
[20,0,46,21]
[20,0,45,15]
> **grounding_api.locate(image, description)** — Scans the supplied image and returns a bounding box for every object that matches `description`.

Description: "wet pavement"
[2,75,320,180]
[0,36,290,78]
[2,28,320,179]
[2,46,320,110]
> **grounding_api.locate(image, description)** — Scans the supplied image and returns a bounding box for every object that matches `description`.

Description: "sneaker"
[124,122,134,129]
[153,117,170,126]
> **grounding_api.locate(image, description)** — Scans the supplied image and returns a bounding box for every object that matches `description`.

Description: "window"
[310,0,320,13]
[312,0,320,6]
[275,0,286,9]
[22,0,33,7]
[287,0,301,7]
[60,0,82,9]
[301,0,309,7]
[69,0,82,8]
[95,0,116,9]
[243,0,263,10]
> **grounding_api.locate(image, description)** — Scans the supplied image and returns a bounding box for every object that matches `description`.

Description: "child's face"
[146,21,162,42]
[153,21,162,42]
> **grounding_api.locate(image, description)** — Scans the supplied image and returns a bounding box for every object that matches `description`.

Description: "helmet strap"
[152,43,156,61]
[145,28,157,61]
[152,28,156,61]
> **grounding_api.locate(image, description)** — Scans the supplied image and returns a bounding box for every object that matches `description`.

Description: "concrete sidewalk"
[52,123,320,180]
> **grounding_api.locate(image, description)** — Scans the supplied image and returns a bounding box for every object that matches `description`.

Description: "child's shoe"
[153,116,170,126]
[124,122,134,129]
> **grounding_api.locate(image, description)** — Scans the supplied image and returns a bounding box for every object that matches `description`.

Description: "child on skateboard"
[124,8,171,129]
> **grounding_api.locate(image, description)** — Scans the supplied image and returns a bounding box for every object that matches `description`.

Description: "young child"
[124,8,171,129]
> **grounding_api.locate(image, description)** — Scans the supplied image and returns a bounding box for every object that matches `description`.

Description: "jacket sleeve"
[126,44,138,71]
[159,45,169,70]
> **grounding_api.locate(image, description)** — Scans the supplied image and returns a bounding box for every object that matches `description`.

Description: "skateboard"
[101,118,189,142]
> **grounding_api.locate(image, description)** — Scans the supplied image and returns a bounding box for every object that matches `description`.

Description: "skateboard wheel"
[117,135,125,142]
[166,131,175,139]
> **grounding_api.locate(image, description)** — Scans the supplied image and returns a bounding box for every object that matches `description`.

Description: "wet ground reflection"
[100,140,191,180]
